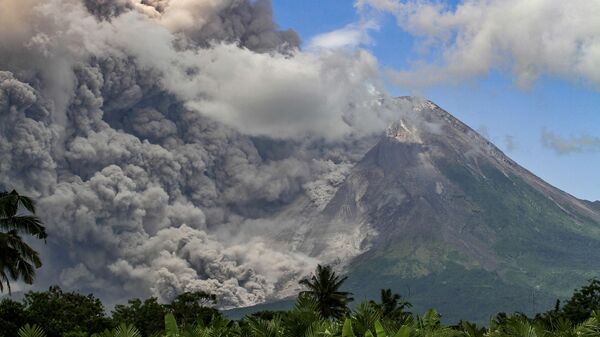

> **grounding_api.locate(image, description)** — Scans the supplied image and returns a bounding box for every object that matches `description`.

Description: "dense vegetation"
[0,266,599,337]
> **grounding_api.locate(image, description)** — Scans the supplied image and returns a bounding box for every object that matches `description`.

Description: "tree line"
[2,267,600,337]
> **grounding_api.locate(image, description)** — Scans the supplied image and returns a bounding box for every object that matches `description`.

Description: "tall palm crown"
[369,288,412,319]
[0,190,47,293]
[299,264,353,319]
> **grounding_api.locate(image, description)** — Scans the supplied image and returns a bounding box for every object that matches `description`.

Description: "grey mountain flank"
[310,98,600,320]
[253,97,600,322]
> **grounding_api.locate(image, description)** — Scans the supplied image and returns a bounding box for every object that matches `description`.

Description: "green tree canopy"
[368,288,412,320]
[168,291,220,328]
[112,297,167,337]
[0,298,27,337]
[561,279,600,323]
[23,286,111,337]
[299,264,353,319]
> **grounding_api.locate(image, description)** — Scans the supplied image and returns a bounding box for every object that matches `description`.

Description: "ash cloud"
[85,0,300,53]
[0,0,395,307]
[83,0,133,20]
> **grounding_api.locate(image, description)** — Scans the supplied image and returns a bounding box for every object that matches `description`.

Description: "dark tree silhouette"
[299,264,353,319]
[0,298,27,337]
[112,297,167,337]
[23,286,111,337]
[561,279,600,323]
[169,291,220,327]
[369,288,412,319]
[0,190,47,293]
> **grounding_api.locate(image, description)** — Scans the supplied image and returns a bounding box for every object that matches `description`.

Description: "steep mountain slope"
[298,97,600,322]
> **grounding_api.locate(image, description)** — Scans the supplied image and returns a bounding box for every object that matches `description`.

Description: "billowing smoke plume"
[0,0,396,307]
[84,0,300,52]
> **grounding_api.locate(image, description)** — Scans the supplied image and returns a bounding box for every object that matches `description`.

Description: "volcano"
[271,97,600,322]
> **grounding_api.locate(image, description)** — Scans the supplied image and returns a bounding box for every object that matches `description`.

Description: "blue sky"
[272,0,600,201]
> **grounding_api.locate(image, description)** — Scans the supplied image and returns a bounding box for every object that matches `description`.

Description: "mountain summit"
[294,97,600,322]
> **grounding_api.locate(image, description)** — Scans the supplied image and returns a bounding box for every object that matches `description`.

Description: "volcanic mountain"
[248,97,600,323]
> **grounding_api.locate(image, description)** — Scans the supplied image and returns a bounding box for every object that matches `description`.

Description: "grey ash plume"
[0,0,394,307]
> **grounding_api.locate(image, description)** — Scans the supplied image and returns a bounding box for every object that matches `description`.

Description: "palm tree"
[299,265,353,319]
[369,288,412,320]
[0,190,47,293]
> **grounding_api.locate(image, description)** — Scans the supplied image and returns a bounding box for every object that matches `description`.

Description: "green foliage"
[168,291,220,328]
[23,285,112,337]
[4,265,600,337]
[342,318,354,337]
[17,324,46,337]
[9,300,600,337]
[419,309,442,330]
[560,279,600,323]
[92,324,143,337]
[351,303,382,337]
[250,310,285,321]
[245,316,284,337]
[299,264,354,319]
[190,314,238,337]
[533,278,600,329]
[456,321,485,337]
[280,294,323,337]
[0,297,27,337]
[112,298,167,337]
[574,310,600,337]
[0,190,47,293]
[164,313,178,337]
[369,289,412,320]
[113,324,143,337]
[111,292,219,336]
[374,321,386,337]
[392,325,411,337]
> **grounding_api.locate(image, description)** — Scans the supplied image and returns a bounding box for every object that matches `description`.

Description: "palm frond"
[18,324,47,337]
[165,312,179,337]
[113,324,142,337]
[246,316,283,337]
[5,231,42,265]
[0,215,47,239]
[341,318,355,337]
[0,192,19,218]
[17,194,36,214]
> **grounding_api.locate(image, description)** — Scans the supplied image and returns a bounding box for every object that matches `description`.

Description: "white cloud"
[357,0,600,89]
[308,21,378,50]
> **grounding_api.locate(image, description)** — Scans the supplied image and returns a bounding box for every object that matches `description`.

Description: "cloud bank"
[0,0,398,307]
[357,0,600,89]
